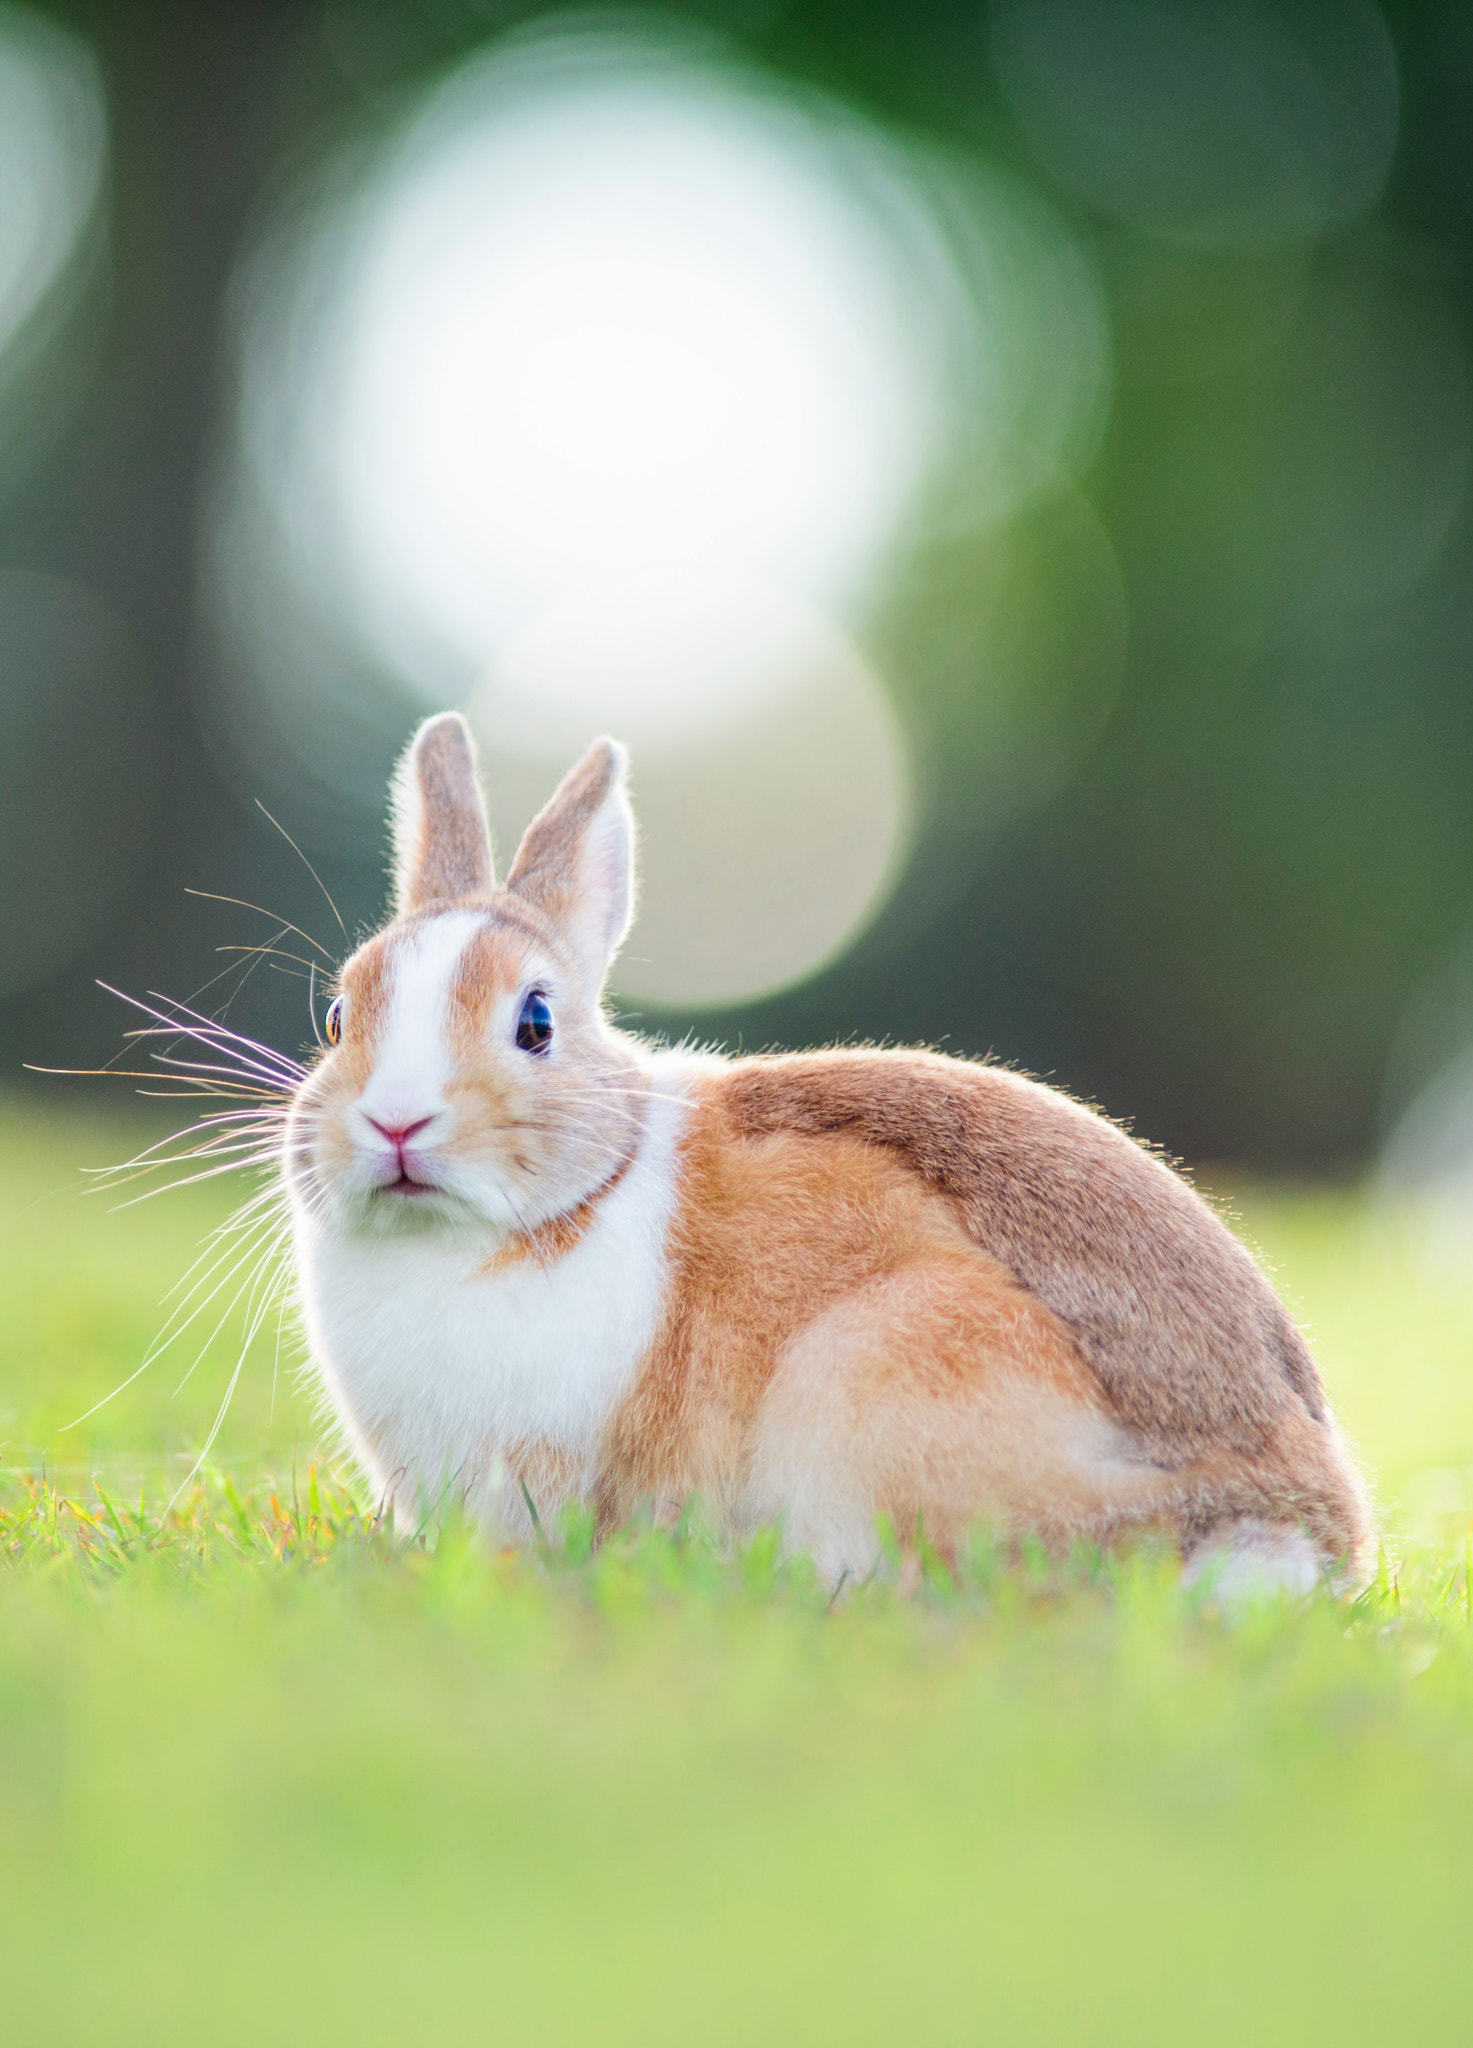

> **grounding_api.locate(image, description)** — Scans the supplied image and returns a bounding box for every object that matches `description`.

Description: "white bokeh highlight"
[328,51,950,696]
[211,20,1109,1006]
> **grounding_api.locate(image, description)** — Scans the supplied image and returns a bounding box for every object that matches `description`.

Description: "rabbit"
[283,711,1370,1593]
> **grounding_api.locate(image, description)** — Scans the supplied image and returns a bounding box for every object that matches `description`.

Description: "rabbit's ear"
[390,712,496,914]
[506,738,635,987]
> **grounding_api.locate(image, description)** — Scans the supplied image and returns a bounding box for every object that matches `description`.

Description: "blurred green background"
[4,0,1473,1177]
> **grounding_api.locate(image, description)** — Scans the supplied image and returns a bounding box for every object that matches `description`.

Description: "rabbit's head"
[285,714,647,1238]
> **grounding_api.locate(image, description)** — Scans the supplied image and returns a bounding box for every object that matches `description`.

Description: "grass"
[3,1088,1473,2043]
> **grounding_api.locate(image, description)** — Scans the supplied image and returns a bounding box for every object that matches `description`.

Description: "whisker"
[108,1039,300,1101]
[183,887,337,963]
[157,1227,290,1390]
[24,1062,273,1098]
[126,992,308,1081]
[173,1220,290,1397]
[105,1151,285,1210]
[59,1200,281,1431]
[307,960,324,1053]
[84,1137,282,1196]
[132,1085,279,1102]
[215,943,323,973]
[254,799,348,941]
[121,1020,299,1063]
[151,1193,288,1327]
[142,1051,296,1091]
[88,1104,285,1167]
[164,1237,296,1514]
[154,1188,292,1316]
[88,1113,286,1172]
[498,1187,557,1282]
[180,924,301,1014]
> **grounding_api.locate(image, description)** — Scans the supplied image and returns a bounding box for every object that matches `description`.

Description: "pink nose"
[366,1115,436,1149]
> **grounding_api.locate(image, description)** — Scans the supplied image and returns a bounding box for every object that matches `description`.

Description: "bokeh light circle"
[300,26,970,712]
[210,15,1111,1007]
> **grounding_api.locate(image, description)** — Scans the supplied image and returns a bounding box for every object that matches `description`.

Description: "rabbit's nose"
[365,1114,436,1148]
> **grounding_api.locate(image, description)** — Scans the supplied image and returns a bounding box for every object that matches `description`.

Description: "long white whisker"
[84,1137,282,1193]
[105,1150,285,1210]
[148,1211,285,1360]
[154,1188,290,1317]
[148,995,309,1089]
[174,1221,291,1397]
[139,986,313,1074]
[58,1203,280,1431]
[87,1120,285,1182]
[104,982,307,1082]
[135,1044,300,1090]
[85,1105,286,1170]
[123,1014,302,1067]
[164,1247,294,1518]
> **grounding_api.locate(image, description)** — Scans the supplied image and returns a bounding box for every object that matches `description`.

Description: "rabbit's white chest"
[292,1073,689,1516]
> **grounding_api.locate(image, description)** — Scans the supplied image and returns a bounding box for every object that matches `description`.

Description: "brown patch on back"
[710,1051,1369,1561]
[599,1055,1369,1569]
[718,1052,1324,1444]
[596,1092,1097,1533]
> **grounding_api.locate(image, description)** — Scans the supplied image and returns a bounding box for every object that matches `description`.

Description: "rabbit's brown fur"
[594,1062,1368,1565]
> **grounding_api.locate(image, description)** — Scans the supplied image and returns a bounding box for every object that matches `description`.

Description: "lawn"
[3,1088,1472,2044]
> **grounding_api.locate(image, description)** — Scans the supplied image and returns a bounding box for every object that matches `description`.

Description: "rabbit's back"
[596,1048,1369,1568]
[715,1049,1325,1447]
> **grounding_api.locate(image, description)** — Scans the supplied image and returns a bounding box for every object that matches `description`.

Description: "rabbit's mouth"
[380,1168,441,1199]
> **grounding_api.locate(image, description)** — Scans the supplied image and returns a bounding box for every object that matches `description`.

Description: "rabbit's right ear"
[389,713,495,915]
[506,737,635,989]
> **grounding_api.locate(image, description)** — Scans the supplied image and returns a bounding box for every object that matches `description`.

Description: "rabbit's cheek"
[437,1080,526,1185]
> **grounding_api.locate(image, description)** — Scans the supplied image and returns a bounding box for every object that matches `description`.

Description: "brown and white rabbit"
[284,712,1370,1593]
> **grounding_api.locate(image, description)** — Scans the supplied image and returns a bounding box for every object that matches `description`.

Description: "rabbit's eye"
[325,995,345,1047]
[516,988,554,1055]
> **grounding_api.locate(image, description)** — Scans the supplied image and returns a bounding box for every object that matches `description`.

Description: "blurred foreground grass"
[3,1089,1472,2044]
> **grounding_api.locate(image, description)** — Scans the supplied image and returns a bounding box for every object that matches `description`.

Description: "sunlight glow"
[324,30,957,710]
[214,19,1109,1005]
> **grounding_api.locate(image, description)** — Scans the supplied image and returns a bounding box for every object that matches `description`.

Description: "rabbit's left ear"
[390,712,496,914]
[506,738,635,988]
